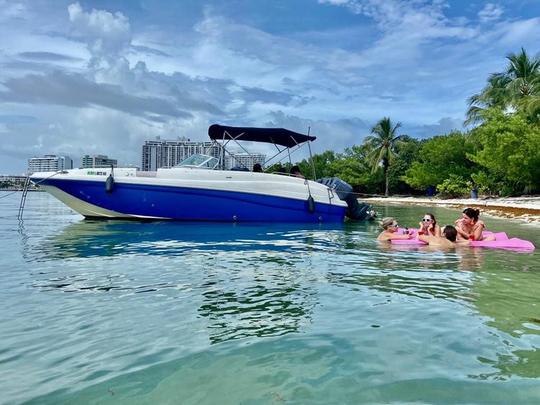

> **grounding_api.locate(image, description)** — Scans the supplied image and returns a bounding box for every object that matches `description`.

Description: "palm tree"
[364,117,405,196]
[466,48,540,125]
[465,73,511,125]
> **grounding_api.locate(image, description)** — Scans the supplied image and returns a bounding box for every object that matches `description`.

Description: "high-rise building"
[141,137,223,171]
[81,154,118,169]
[27,155,73,174]
[224,153,266,170]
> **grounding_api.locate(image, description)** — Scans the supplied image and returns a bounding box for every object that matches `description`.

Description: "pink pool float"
[391,229,535,251]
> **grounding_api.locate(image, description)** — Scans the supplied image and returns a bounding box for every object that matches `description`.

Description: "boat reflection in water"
[25,219,348,260]
[24,220,351,344]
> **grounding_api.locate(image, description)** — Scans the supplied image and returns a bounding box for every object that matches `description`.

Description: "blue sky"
[1,0,539,173]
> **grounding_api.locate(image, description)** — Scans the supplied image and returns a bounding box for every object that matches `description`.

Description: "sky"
[1,0,539,174]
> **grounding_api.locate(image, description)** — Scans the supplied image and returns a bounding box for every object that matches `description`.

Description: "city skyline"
[1,1,539,174]
[21,139,267,175]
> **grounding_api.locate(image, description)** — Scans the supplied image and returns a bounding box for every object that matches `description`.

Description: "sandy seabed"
[363,196,540,224]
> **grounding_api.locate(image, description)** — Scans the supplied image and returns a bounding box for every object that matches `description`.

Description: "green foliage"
[436,175,472,198]
[265,162,290,174]
[466,48,540,125]
[402,132,476,190]
[470,171,504,196]
[386,136,422,194]
[468,109,540,194]
[297,150,337,179]
[364,117,406,196]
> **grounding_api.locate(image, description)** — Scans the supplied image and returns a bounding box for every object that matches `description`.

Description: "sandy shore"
[363,196,540,223]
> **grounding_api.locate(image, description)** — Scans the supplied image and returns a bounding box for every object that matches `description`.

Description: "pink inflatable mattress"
[391,229,535,251]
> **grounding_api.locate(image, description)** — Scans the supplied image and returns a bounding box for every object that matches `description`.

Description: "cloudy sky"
[1,0,539,173]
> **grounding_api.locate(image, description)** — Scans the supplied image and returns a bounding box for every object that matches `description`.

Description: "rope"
[0,189,22,199]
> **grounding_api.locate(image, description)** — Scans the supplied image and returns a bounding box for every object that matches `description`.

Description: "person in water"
[377,217,413,241]
[455,208,495,241]
[418,225,469,248]
[418,213,441,237]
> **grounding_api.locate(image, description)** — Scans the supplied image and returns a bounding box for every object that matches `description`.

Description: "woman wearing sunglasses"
[377,217,413,241]
[418,213,441,237]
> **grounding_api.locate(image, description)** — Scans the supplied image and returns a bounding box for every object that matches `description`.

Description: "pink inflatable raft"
[391,229,535,251]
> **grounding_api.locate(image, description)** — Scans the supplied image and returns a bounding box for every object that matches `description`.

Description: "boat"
[29,125,374,222]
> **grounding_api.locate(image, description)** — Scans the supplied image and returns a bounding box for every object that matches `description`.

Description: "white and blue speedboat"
[29,125,373,222]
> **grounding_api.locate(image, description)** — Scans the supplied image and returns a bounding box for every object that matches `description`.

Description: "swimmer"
[418,225,469,248]
[377,217,413,241]
[418,213,441,237]
[455,208,495,241]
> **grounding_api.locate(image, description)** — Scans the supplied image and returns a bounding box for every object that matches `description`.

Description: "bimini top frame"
[208,124,317,177]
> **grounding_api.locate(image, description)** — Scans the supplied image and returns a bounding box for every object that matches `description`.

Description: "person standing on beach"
[455,208,495,241]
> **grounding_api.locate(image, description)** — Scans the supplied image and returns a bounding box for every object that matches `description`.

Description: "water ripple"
[2,194,540,404]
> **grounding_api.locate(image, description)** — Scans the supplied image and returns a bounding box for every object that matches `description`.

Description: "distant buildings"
[224,153,266,170]
[141,137,267,171]
[24,138,266,175]
[141,137,223,171]
[27,155,73,174]
[81,154,117,169]
[0,175,28,190]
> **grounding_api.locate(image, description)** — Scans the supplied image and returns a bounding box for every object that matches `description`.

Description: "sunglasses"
[422,218,433,222]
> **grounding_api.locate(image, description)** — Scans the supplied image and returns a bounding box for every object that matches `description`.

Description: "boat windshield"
[176,154,219,169]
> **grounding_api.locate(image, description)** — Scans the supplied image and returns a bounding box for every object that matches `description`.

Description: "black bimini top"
[208,124,316,148]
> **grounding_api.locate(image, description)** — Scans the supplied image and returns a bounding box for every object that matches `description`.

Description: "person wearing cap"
[377,217,413,241]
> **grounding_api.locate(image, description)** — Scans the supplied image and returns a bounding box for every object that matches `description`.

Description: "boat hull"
[36,178,347,222]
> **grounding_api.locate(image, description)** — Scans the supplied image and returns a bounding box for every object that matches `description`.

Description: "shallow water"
[1,193,540,404]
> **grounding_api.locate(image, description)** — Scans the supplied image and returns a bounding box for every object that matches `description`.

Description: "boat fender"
[307,195,315,213]
[105,174,115,193]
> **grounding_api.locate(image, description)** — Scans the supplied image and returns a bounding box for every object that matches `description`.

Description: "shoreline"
[363,196,540,223]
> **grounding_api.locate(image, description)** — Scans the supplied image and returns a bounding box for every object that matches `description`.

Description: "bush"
[436,175,472,198]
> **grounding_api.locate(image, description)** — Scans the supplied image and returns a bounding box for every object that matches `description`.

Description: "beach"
[363,196,540,223]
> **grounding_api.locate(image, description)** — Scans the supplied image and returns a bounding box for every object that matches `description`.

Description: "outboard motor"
[317,177,376,220]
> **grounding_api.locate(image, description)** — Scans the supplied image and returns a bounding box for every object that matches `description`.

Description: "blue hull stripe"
[39,178,346,222]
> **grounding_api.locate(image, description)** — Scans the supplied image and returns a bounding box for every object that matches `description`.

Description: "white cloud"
[67,2,131,71]
[478,3,503,23]
[498,17,540,46]
[319,0,349,4]
[0,0,27,21]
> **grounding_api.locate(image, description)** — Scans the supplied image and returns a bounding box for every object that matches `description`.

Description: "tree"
[364,117,405,196]
[386,136,422,195]
[468,109,540,194]
[402,132,477,191]
[297,150,337,180]
[466,48,540,125]
[328,145,383,192]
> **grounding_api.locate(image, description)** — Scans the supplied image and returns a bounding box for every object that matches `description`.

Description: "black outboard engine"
[317,177,376,220]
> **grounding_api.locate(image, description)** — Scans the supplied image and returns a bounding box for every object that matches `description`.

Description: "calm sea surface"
[1,192,540,404]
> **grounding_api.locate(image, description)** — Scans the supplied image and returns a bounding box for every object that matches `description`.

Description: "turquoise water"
[1,193,540,404]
